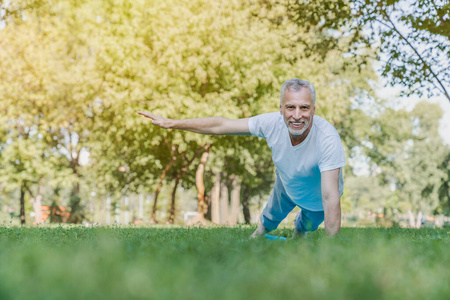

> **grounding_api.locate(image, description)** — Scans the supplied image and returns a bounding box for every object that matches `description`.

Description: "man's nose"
[293,108,302,119]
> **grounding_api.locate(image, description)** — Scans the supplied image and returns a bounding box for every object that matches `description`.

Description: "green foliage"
[363,101,448,216]
[284,0,371,68]
[1,0,447,225]
[0,0,105,221]
[0,226,449,300]
[345,176,391,213]
[438,152,450,214]
[353,0,450,101]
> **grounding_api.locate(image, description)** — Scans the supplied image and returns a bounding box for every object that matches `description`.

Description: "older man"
[138,78,345,238]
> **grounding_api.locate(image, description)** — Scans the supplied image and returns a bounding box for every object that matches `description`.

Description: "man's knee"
[295,210,324,232]
[260,213,281,232]
[298,219,321,232]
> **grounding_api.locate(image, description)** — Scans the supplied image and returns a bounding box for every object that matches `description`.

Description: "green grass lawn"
[0,226,449,300]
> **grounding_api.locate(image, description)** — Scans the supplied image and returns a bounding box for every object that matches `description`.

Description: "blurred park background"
[0,0,449,228]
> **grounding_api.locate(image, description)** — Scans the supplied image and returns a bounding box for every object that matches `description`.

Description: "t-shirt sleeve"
[248,113,276,139]
[318,134,346,172]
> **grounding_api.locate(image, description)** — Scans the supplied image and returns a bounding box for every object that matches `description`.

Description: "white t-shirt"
[248,112,346,211]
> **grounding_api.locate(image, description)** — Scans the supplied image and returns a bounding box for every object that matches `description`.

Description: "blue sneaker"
[264,234,287,241]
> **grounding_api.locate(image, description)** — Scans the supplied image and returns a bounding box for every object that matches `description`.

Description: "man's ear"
[279,105,282,115]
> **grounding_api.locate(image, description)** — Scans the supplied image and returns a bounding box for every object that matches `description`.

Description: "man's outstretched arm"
[321,168,341,236]
[137,111,251,135]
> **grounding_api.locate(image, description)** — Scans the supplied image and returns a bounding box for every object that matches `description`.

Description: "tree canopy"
[0,0,448,225]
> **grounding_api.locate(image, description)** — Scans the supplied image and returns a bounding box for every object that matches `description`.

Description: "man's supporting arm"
[137,111,251,135]
[321,168,341,236]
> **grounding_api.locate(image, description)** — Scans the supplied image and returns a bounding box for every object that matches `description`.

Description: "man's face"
[280,88,315,137]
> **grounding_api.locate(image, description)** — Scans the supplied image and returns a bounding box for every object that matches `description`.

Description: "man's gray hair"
[280,78,316,106]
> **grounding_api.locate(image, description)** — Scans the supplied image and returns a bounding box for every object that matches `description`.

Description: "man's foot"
[292,227,307,239]
[249,224,268,239]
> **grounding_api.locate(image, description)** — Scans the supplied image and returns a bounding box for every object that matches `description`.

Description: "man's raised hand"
[137,111,250,135]
[137,111,173,129]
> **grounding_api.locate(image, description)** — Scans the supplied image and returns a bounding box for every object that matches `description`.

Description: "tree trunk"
[211,172,221,224]
[196,150,210,218]
[106,195,111,225]
[32,178,44,225]
[68,154,83,223]
[242,185,251,224]
[124,196,130,225]
[68,182,83,223]
[220,181,229,225]
[115,201,120,224]
[408,210,416,228]
[99,197,105,225]
[229,177,241,225]
[151,156,176,223]
[166,144,209,224]
[167,176,181,224]
[138,194,144,220]
[32,193,43,225]
[24,178,44,225]
[20,182,26,225]
[415,210,423,229]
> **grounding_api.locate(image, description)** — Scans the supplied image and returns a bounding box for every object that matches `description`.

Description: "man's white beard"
[287,115,312,136]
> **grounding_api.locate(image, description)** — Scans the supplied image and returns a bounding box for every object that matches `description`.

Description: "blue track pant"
[260,172,324,232]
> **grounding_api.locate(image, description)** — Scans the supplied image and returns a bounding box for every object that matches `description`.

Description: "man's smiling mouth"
[290,122,305,128]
